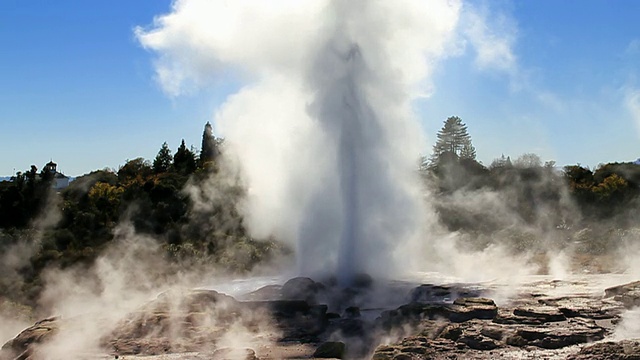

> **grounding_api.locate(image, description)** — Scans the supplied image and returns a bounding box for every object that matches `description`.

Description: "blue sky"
[1,1,640,176]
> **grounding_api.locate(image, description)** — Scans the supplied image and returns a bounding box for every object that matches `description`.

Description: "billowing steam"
[136,0,462,284]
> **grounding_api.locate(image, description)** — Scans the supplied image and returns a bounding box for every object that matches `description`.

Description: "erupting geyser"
[136,0,461,285]
[307,33,419,286]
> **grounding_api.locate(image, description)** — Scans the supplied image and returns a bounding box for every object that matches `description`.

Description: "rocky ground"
[3,274,640,359]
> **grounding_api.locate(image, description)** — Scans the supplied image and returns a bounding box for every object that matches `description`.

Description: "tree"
[490,154,513,170]
[153,142,173,173]
[513,153,542,168]
[593,174,628,201]
[173,139,197,175]
[460,142,477,161]
[430,116,476,164]
[88,182,124,225]
[117,158,152,183]
[199,122,218,166]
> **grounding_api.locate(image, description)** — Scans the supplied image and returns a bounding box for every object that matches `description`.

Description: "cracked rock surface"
[4,276,640,359]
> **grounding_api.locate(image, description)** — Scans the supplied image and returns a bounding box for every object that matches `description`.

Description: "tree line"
[0,122,284,306]
[2,116,639,306]
[425,116,640,257]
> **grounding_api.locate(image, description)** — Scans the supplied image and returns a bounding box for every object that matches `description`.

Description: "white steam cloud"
[135,0,535,286]
[136,0,464,284]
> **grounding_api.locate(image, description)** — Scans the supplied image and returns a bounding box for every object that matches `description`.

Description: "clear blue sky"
[1,1,639,176]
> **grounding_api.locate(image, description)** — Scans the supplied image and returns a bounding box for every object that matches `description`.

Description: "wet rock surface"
[5,277,640,359]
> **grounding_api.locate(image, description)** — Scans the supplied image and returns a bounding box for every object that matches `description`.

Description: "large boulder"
[0,317,59,360]
[106,289,242,355]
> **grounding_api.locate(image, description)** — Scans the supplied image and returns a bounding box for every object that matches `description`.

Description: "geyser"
[136,0,461,285]
[311,42,376,286]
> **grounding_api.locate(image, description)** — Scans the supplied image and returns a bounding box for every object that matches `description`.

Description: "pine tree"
[153,142,173,173]
[430,116,476,164]
[199,122,218,166]
[460,142,477,160]
[173,139,197,175]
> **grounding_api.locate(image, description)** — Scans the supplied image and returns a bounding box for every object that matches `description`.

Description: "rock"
[448,297,498,322]
[408,284,453,303]
[373,306,609,359]
[326,312,341,320]
[441,320,501,351]
[106,289,329,355]
[371,338,439,360]
[377,303,445,330]
[106,289,242,355]
[513,320,606,349]
[604,280,640,298]
[244,301,327,342]
[351,273,374,289]
[2,277,630,360]
[439,324,463,341]
[604,281,640,309]
[539,295,622,319]
[458,333,500,350]
[344,306,360,318]
[480,325,504,341]
[313,341,346,359]
[495,304,575,325]
[377,297,497,330]
[281,277,324,303]
[240,284,283,301]
[615,292,640,309]
[408,284,483,303]
[494,309,546,325]
[505,334,528,347]
[343,318,366,337]
[0,316,59,359]
[392,354,413,360]
[567,339,640,359]
[244,300,311,318]
[211,347,258,360]
[452,297,495,307]
[512,306,566,322]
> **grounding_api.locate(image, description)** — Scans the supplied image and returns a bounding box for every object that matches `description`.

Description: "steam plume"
[136,0,461,284]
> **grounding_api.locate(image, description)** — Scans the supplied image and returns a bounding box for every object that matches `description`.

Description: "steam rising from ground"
[9,223,279,359]
[137,0,463,283]
[135,0,613,285]
[135,0,640,289]
[0,187,61,344]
